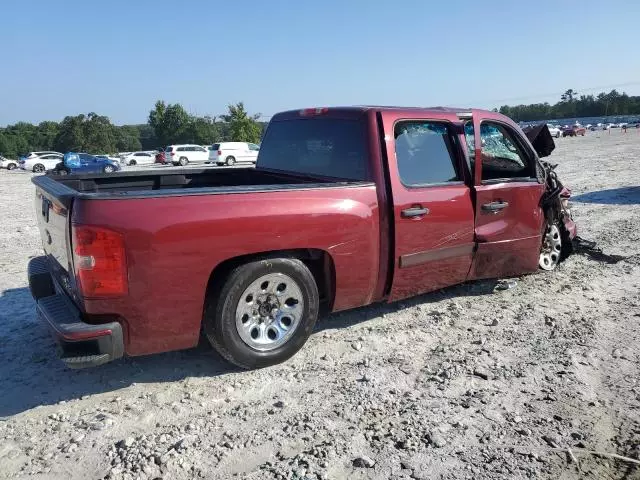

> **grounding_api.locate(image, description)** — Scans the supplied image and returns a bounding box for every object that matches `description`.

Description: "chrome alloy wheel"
[539,224,562,270]
[235,273,304,351]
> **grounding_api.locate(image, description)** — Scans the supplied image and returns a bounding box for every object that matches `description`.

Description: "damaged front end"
[522,124,578,267]
[539,161,577,244]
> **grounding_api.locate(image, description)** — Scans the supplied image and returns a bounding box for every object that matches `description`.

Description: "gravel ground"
[0,131,639,480]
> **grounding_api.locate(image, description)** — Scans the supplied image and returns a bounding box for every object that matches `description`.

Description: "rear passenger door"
[466,112,545,279]
[192,146,208,163]
[78,154,97,172]
[384,114,476,301]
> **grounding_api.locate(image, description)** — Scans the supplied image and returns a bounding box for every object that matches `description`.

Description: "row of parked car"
[120,142,260,167]
[0,151,121,174]
[543,120,640,138]
[0,142,261,173]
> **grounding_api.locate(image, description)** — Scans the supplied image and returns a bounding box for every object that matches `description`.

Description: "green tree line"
[497,89,640,122]
[0,101,265,159]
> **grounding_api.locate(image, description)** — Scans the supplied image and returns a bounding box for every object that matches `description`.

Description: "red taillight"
[72,225,127,298]
[169,152,175,156]
[300,107,329,116]
[217,150,222,156]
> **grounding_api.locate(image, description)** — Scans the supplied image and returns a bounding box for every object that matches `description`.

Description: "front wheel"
[103,164,115,173]
[6,163,16,170]
[539,223,562,270]
[204,257,319,369]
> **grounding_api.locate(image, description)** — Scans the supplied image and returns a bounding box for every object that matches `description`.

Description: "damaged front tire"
[539,223,563,270]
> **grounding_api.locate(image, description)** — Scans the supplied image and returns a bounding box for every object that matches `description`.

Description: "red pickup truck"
[29,107,576,369]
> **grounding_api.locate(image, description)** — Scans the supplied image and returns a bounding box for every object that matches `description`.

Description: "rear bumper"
[28,256,124,369]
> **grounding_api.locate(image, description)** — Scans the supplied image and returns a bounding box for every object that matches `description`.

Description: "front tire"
[539,223,562,271]
[225,156,236,166]
[103,164,115,173]
[7,163,16,170]
[204,257,319,369]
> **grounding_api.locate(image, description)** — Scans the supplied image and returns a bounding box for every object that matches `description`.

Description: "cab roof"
[272,106,501,121]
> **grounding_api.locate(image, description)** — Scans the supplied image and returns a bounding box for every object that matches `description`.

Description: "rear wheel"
[225,156,236,166]
[128,159,137,166]
[179,157,189,166]
[33,164,45,173]
[103,164,115,173]
[204,257,319,369]
[58,168,68,176]
[539,223,562,271]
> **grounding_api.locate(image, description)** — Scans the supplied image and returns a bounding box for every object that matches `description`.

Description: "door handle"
[401,206,429,218]
[481,201,509,213]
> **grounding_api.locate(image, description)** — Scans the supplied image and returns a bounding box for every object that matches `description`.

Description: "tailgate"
[32,175,77,276]
[35,188,71,272]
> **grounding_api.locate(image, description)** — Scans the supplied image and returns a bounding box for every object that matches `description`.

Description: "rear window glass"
[165,147,173,152]
[212,144,220,150]
[257,119,369,180]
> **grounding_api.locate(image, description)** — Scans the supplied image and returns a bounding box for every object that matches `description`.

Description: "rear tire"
[128,159,137,166]
[33,164,45,173]
[58,168,68,175]
[179,157,189,166]
[204,257,319,369]
[225,156,236,166]
[103,164,115,173]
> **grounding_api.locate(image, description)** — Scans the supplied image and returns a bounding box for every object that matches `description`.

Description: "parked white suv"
[120,151,155,166]
[166,144,209,166]
[209,142,259,166]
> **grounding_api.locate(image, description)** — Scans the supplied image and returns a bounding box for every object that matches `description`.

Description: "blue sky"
[3,0,639,125]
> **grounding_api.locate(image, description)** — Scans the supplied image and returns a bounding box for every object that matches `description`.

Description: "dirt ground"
[0,130,639,480]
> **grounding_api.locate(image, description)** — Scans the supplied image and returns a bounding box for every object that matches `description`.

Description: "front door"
[385,115,476,301]
[466,111,546,279]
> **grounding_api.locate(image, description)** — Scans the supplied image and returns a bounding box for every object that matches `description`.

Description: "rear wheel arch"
[203,249,336,321]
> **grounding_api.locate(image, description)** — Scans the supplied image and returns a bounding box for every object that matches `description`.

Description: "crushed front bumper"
[28,256,124,369]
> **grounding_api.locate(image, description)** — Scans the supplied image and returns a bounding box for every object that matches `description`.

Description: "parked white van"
[208,142,259,166]
[166,144,209,166]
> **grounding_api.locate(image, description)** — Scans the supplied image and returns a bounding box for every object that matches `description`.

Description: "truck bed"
[34,167,371,207]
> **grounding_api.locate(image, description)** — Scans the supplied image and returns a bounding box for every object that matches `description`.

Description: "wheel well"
[204,249,336,317]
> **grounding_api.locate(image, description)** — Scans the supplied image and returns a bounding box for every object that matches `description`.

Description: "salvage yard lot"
[0,132,639,479]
